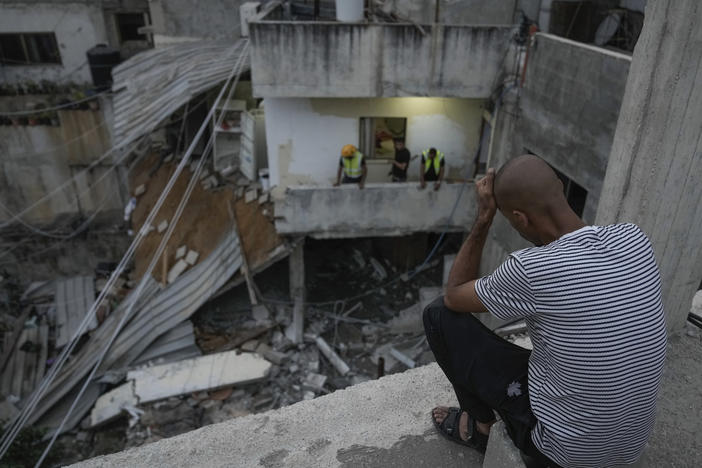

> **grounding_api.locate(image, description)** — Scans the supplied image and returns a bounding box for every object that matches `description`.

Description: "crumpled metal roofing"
[111,40,250,147]
[30,229,242,431]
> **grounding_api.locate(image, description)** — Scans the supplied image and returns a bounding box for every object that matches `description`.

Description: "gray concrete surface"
[72,363,484,467]
[250,16,513,98]
[274,183,477,238]
[71,330,702,467]
[595,0,702,331]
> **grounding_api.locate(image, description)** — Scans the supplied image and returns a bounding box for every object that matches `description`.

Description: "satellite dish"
[595,12,622,46]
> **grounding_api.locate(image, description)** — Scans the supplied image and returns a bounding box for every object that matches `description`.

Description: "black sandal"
[432,407,489,453]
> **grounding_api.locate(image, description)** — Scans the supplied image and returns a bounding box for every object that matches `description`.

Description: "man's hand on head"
[476,168,497,223]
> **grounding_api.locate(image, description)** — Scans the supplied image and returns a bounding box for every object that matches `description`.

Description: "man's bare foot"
[432,406,494,440]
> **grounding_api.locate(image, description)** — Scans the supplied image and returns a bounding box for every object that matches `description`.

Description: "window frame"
[0,32,62,66]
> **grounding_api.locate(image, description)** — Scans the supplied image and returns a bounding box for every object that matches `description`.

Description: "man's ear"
[512,210,529,229]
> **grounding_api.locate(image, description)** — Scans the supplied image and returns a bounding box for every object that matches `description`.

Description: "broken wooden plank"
[128,350,271,404]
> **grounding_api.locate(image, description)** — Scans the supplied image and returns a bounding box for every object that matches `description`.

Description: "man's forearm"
[446,216,492,287]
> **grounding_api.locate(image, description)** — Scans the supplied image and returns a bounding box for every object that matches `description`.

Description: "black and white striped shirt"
[476,224,667,467]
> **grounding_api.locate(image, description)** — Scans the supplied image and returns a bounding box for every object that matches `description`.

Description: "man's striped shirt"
[475,224,667,467]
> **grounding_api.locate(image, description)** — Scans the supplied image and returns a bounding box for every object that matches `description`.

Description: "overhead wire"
[0,39,248,464]
[31,39,250,468]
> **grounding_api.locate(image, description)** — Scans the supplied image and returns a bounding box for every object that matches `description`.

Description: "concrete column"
[289,239,305,343]
[595,0,702,331]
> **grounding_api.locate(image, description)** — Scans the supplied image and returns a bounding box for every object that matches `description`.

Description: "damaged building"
[1,0,701,466]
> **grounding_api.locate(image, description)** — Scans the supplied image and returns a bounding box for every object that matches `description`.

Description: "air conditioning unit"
[240,2,261,37]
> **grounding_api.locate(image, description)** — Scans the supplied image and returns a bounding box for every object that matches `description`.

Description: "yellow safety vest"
[343,151,363,177]
[423,150,444,174]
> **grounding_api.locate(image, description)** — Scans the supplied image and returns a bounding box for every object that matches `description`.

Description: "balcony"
[249,5,514,98]
[274,182,477,238]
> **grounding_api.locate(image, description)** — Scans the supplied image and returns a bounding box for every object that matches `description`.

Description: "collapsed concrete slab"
[128,350,271,404]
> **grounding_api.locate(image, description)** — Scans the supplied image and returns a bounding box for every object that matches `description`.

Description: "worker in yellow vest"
[420,147,445,191]
[334,144,367,189]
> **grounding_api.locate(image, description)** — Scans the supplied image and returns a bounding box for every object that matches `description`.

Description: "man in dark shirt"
[420,147,445,191]
[391,138,410,182]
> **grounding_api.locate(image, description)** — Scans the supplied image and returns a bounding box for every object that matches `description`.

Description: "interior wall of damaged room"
[264,97,484,191]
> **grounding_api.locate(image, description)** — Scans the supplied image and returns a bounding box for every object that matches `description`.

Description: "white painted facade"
[0,2,108,84]
[264,97,484,191]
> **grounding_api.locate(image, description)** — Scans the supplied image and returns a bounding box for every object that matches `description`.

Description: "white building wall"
[0,2,108,85]
[265,97,484,191]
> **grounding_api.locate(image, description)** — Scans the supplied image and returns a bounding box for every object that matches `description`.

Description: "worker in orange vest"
[334,144,367,189]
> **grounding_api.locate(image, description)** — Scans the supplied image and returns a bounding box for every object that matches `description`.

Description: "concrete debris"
[691,290,702,320]
[167,259,189,284]
[369,257,387,280]
[255,343,288,365]
[258,192,270,204]
[385,303,422,334]
[175,245,187,260]
[0,399,19,422]
[134,184,146,196]
[419,287,442,310]
[241,340,259,352]
[315,336,350,376]
[389,347,415,369]
[128,350,272,404]
[251,304,270,323]
[157,220,169,233]
[302,372,327,392]
[303,391,315,400]
[90,382,138,428]
[184,250,200,266]
[351,249,366,269]
[199,171,210,181]
[245,188,258,203]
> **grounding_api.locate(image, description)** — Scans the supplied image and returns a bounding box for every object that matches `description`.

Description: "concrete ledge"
[275,183,477,238]
[71,364,484,467]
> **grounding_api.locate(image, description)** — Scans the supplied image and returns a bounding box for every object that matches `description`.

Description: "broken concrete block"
[128,350,271,404]
[303,391,315,400]
[244,188,258,203]
[389,347,416,369]
[302,372,327,392]
[255,343,288,366]
[369,257,387,280]
[157,220,168,233]
[89,381,137,428]
[199,171,210,180]
[241,340,259,352]
[252,304,269,322]
[315,337,350,376]
[206,175,218,187]
[175,245,187,260]
[163,153,174,163]
[167,259,189,284]
[236,187,245,198]
[134,184,146,197]
[385,303,422,334]
[184,250,199,266]
[258,192,269,204]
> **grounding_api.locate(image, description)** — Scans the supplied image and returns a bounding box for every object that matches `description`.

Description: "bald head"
[494,155,567,215]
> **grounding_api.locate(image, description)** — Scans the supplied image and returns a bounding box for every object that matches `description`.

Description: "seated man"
[420,147,445,191]
[334,144,367,189]
[426,155,667,467]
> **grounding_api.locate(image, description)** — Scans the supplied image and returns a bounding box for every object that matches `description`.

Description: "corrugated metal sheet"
[54,276,97,348]
[111,40,250,147]
[132,321,200,366]
[29,229,242,428]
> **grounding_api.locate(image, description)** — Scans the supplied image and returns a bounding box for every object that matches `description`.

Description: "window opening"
[116,13,147,42]
[0,33,61,65]
[359,117,407,159]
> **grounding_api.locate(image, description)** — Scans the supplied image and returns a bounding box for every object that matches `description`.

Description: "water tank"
[86,44,121,91]
[335,0,364,22]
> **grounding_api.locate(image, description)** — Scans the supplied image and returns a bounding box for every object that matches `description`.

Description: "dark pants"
[423,297,561,468]
[342,175,362,184]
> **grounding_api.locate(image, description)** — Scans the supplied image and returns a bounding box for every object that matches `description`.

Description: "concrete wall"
[250,20,513,98]
[147,0,248,46]
[0,2,108,85]
[388,0,518,24]
[265,97,483,191]
[479,33,631,275]
[275,183,477,237]
[0,96,127,224]
[595,0,702,331]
